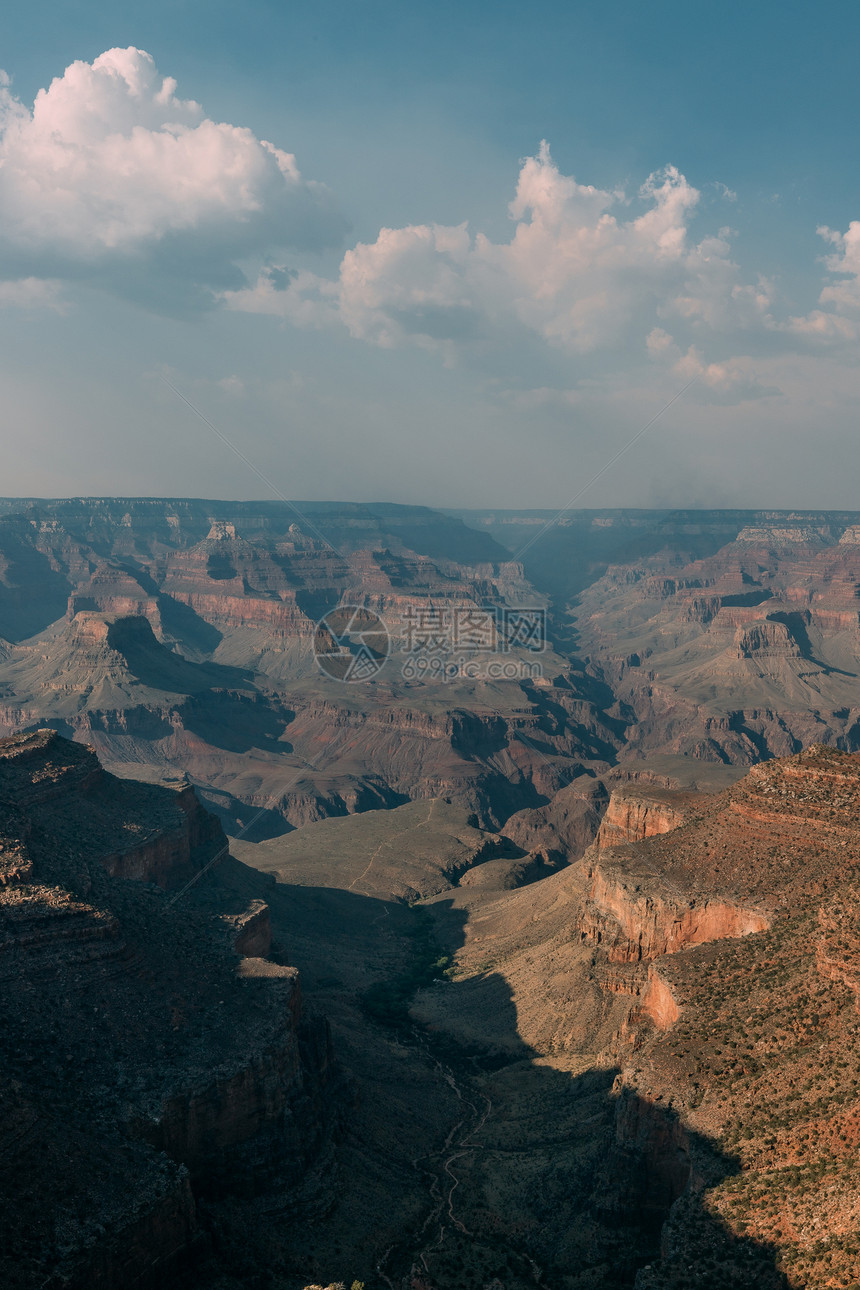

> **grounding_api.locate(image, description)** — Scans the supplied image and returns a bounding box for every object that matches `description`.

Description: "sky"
[0,1,859,508]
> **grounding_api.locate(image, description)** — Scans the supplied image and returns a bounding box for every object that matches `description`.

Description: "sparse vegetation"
[361,906,453,1027]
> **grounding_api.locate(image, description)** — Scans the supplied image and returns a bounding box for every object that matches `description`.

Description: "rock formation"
[3,499,860,843]
[590,783,701,851]
[0,730,342,1290]
[404,746,860,1287]
[0,499,621,836]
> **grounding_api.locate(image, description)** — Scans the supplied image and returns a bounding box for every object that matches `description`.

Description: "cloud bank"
[0,49,347,307]
[229,141,860,402]
[1,49,857,409]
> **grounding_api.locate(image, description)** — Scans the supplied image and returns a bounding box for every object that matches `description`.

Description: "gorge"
[2,499,860,1288]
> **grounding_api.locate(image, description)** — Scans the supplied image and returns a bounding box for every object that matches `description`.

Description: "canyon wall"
[0,730,344,1289]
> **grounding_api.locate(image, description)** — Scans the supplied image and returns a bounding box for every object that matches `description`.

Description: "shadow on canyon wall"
[215,859,790,1290]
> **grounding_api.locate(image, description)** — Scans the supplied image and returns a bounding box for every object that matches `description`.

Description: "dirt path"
[348,799,438,894]
[375,1027,543,1288]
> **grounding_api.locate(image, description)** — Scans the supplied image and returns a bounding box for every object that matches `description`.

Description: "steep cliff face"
[0,728,223,890]
[0,731,343,1290]
[595,1086,692,1227]
[581,852,769,963]
[68,561,162,629]
[138,970,336,1198]
[592,785,699,852]
[599,749,860,1290]
[410,748,860,1289]
[100,782,225,887]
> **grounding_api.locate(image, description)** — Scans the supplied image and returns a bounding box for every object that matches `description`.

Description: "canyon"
[408,745,860,1288]
[2,499,860,1288]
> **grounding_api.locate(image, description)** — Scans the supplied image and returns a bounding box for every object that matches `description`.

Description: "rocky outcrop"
[138,970,335,1197]
[734,619,800,658]
[0,883,123,983]
[816,890,860,1010]
[0,1082,199,1290]
[502,774,609,860]
[67,562,162,629]
[0,729,225,890]
[581,853,769,963]
[594,1085,692,1226]
[735,525,834,546]
[221,898,273,957]
[0,731,344,1289]
[100,782,225,889]
[594,749,860,1290]
[639,965,681,1030]
[592,786,698,852]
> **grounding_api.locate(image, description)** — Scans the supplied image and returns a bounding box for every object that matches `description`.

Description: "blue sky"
[1,1,858,506]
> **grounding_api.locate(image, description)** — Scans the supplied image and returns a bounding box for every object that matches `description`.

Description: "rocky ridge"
[570,517,860,764]
[402,747,860,1287]
[0,729,343,1290]
[4,501,860,844]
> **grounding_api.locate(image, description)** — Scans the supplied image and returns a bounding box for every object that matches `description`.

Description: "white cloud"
[712,182,738,203]
[226,264,341,329]
[227,143,860,410]
[775,223,860,342]
[780,308,857,342]
[819,222,860,310]
[646,327,775,400]
[217,375,245,396]
[332,149,717,355]
[228,144,786,386]
[0,48,346,303]
[646,327,675,357]
[339,222,479,350]
[4,59,857,408]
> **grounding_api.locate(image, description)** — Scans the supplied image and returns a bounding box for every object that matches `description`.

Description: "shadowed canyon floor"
[206,747,860,1289]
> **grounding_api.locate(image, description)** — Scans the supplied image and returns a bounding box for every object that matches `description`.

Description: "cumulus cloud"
[819,222,860,311]
[339,222,482,351]
[0,48,347,306]
[227,264,341,328]
[229,143,788,398]
[229,142,860,408]
[6,60,855,400]
[646,328,777,401]
[776,223,860,342]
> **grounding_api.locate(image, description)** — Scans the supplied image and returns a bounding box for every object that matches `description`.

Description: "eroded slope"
[0,730,343,1290]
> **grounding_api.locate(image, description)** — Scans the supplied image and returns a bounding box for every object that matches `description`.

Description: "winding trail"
[348,799,438,894]
[354,799,543,1285]
[375,1026,543,1287]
